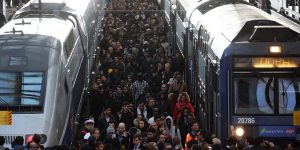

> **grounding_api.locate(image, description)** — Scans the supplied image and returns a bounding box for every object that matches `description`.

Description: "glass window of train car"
[0,72,43,106]
[234,77,275,114]
[234,75,299,115]
[197,0,250,14]
[64,29,75,58]
[201,30,207,56]
[176,1,186,21]
[278,78,298,114]
[198,26,203,54]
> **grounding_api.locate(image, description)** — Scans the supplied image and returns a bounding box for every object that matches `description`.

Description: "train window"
[278,78,298,114]
[203,31,208,56]
[64,29,75,58]
[0,72,43,106]
[234,76,300,115]
[200,28,205,55]
[234,77,275,114]
[176,0,187,21]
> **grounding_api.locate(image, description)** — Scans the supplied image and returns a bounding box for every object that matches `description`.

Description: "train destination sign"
[234,57,300,68]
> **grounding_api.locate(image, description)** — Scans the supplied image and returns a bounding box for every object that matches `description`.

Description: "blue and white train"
[0,0,104,148]
[161,0,300,143]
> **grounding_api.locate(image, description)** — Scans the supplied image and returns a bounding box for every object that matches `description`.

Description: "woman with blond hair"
[172,92,195,124]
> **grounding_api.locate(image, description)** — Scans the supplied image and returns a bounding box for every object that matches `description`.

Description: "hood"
[166,116,174,128]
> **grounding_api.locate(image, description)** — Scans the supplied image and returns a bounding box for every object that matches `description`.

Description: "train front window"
[234,76,299,115]
[0,72,43,106]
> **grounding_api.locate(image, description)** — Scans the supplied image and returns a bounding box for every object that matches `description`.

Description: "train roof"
[190,3,300,41]
[14,0,93,19]
[200,4,278,41]
[187,2,300,58]
[0,18,73,44]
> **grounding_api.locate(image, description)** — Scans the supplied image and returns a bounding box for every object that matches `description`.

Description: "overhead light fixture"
[269,46,282,54]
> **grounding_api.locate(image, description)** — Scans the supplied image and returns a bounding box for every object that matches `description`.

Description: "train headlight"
[235,127,244,137]
[269,46,282,54]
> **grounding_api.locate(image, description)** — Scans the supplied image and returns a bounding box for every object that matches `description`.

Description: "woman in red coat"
[172,92,195,124]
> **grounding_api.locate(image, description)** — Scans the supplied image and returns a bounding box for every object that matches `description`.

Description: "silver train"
[159,0,300,142]
[0,0,104,148]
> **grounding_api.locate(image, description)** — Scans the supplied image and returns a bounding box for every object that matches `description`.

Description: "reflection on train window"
[278,78,297,114]
[234,77,298,114]
[0,72,43,106]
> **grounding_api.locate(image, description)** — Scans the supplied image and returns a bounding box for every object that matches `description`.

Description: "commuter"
[225,136,238,150]
[128,134,147,150]
[91,128,101,142]
[156,84,169,101]
[147,106,160,125]
[190,144,201,150]
[95,141,104,150]
[116,101,135,130]
[122,85,134,103]
[32,134,44,150]
[0,136,8,150]
[103,127,119,150]
[80,136,97,150]
[184,121,201,150]
[168,72,188,94]
[110,56,126,74]
[96,106,116,132]
[130,72,149,107]
[144,65,161,94]
[89,81,109,123]
[115,122,130,149]
[146,127,157,143]
[165,116,181,140]
[162,63,174,85]
[137,118,149,134]
[173,92,195,124]
[212,137,222,150]
[242,136,254,150]
[108,67,123,87]
[134,100,150,120]
[282,142,294,150]
[79,118,95,142]
[27,141,40,150]
[157,133,168,150]
[252,136,269,150]
[172,51,185,73]
[12,136,27,150]
[168,90,180,114]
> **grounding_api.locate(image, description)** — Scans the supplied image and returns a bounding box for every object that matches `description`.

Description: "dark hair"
[146,127,156,134]
[32,134,41,143]
[91,128,100,134]
[95,141,104,147]
[14,136,24,145]
[132,134,141,140]
[0,136,5,145]
[191,144,201,150]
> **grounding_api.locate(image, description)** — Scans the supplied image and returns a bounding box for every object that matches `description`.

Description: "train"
[159,0,300,143]
[0,0,104,148]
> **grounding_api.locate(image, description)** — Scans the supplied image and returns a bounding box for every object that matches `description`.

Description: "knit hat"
[106,127,115,134]
[84,118,94,125]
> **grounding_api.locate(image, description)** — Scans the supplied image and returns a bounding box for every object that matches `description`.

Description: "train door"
[206,58,220,136]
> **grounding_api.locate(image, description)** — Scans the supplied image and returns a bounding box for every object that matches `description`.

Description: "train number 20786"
[237,117,255,124]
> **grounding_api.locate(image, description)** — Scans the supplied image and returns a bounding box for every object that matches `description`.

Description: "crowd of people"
[72,0,298,149]
[0,0,298,149]
[75,0,212,149]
